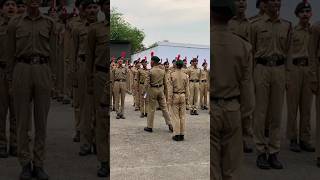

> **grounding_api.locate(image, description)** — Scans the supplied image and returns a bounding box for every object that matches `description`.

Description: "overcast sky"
[111,0,320,47]
[111,0,210,47]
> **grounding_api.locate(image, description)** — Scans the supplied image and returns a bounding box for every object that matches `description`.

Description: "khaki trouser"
[286,66,313,143]
[146,87,172,128]
[200,81,208,108]
[0,67,16,148]
[92,72,109,163]
[171,93,186,135]
[133,80,140,109]
[211,99,242,180]
[139,83,148,114]
[113,81,126,115]
[189,81,199,110]
[13,63,52,167]
[78,61,94,146]
[253,65,285,154]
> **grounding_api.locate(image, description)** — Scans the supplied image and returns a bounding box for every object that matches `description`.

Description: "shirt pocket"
[257,29,271,49]
[16,30,30,52]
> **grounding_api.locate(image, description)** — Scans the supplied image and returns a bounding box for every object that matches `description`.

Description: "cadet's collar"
[296,23,311,31]
[232,15,248,22]
[23,11,45,20]
[263,13,280,23]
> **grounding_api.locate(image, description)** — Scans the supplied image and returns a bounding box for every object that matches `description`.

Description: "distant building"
[111,40,132,62]
[131,41,210,67]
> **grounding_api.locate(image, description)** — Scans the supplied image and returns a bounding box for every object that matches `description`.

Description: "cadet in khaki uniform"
[251,0,292,169]
[143,56,173,133]
[132,60,140,111]
[73,0,98,156]
[286,1,315,153]
[112,57,128,119]
[138,58,149,117]
[168,60,189,141]
[187,58,201,115]
[199,60,208,110]
[228,0,250,40]
[211,0,254,179]
[0,0,17,158]
[229,0,254,154]
[7,0,57,178]
[86,0,109,176]
[67,0,86,142]
[311,17,320,169]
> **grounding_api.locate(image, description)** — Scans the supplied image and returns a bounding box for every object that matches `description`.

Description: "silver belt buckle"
[30,57,40,64]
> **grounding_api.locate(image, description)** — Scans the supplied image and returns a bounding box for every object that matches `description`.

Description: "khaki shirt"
[250,14,292,59]
[138,68,148,84]
[112,66,127,81]
[167,69,190,103]
[310,22,320,82]
[86,20,109,73]
[212,24,254,117]
[188,66,201,81]
[7,13,56,76]
[228,16,251,40]
[0,16,10,64]
[248,13,263,22]
[145,65,167,88]
[200,69,208,81]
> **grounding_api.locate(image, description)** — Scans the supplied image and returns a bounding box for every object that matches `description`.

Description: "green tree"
[111,8,145,53]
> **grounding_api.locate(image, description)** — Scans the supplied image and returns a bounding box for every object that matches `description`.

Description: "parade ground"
[110,95,210,180]
[1,95,320,179]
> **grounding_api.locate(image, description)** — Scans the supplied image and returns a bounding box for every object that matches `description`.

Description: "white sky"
[111,0,210,47]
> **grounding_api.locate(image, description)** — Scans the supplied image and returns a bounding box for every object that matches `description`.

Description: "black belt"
[96,65,108,73]
[201,80,207,82]
[213,96,239,103]
[79,56,85,62]
[190,80,200,82]
[17,56,48,64]
[115,79,126,82]
[173,92,185,94]
[293,58,308,66]
[140,82,144,84]
[0,62,6,69]
[256,57,285,66]
[150,84,162,88]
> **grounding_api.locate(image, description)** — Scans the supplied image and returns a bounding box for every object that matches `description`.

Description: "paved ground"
[0,101,105,180]
[110,95,210,180]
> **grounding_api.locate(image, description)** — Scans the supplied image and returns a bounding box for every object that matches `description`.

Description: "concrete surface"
[110,95,210,180]
[0,101,104,180]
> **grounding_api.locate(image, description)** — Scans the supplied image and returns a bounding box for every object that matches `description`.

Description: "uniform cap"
[1,0,16,7]
[295,0,312,16]
[80,0,99,7]
[151,56,161,63]
[99,0,109,6]
[176,60,184,66]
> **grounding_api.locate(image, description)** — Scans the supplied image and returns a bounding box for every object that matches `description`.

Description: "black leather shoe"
[190,110,194,115]
[256,153,270,169]
[144,127,153,132]
[9,146,17,157]
[73,131,80,142]
[268,153,283,169]
[300,141,315,152]
[243,142,253,153]
[204,106,208,110]
[116,114,121,119]
[180,135,184,141]
[20,163,32,180]
[140,113,145,118]
[194,110,199,115]
[33,166,49,180]
[0,146,8,158]
[79,144,92,156]
[120,114,126,119]
[317,157,320,167]
[144,113,148,117]
[172,135,180,141]
[168,125,173,132]
[97,162,109,177]
[289,140,301,152]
